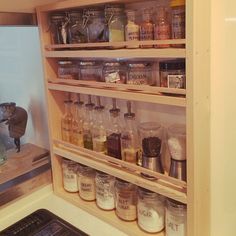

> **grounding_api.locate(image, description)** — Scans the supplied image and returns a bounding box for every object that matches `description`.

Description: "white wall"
[0,27,49,149]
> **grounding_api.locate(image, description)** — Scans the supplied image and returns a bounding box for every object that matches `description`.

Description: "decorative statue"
[0,103,28,152]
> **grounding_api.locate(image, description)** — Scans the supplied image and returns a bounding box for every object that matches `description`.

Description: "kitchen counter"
[0,184,127,236]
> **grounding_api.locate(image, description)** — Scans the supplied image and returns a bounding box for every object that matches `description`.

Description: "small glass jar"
[103,62,127,83]
[159,60,185,88]
[137,188,165,233]
[127,62,154,85]
[61,100,73,142]
[79,61,102,81]
[166,198,187,236]
[62,158,79,192]
[58,60,79,80]
[115,179,137,221]
[95,171,115,210]
[78,165,96,201]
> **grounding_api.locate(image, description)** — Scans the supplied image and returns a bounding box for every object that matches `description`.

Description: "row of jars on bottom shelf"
[62,158,187,235]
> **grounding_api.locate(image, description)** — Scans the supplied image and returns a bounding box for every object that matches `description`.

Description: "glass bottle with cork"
[83,95,94,150]
[106,98,122,159]
[121,101,140,165]
[92,97,107,154]
[139,8,154,48]
[125,10,139,49]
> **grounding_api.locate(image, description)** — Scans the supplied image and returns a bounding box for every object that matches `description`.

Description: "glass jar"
[166,198,187,236]
[78,165,96,201]
[95,171,115,210]
[127,62,154,85]
[84,8,106,43]
[115,179,137,221]
[159,60,185,88]
[103,62,127,83]
[58,60,79,80]
[137,188,165,233]
[62,158,79,192]
[68,11,87,44]
[79,61,102,81]
[61,100,73,142]
[49,13,69,44]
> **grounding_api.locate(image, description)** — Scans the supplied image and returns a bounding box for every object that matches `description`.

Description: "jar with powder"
[137,188,165,233]
[95,171,115,210]
[114,179,137,221]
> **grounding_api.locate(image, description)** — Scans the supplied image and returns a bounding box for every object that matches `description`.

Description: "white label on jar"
[63,170,78,192]
[167,75,185,88]
[138,202,164,233]
[166,210,186,236]
[96,185,115,210]
[79,177,95,201]
[105,72,121,83]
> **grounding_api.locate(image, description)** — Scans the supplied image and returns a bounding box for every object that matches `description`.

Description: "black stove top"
[0,209,88,236]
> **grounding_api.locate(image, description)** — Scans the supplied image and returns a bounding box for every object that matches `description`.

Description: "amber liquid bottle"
[61,100,73,142]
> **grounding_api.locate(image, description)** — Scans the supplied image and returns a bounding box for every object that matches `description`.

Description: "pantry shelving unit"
[37,0,210,235]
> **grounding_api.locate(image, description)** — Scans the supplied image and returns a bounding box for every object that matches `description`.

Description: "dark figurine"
[0,103,28,152]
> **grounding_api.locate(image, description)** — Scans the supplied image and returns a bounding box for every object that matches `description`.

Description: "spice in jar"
[103,62,127,83]
[115,179,137,221]
[95,171,115,210]
[79,61,102,81]
[166,198,187,236]
[78,165,96,201]
[137,188,165,233]
[62,158,79,193]
[58,60,79,80]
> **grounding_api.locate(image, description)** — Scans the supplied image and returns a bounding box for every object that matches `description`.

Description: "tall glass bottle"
[106,99,122,159]
[121,101,140,164]
[83,95,94,150]
[92,97,107,154]
[61,100,73,142]
[71,94,84,147]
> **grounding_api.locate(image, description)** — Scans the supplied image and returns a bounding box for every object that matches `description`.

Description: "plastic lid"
[159,60,185,70]
[80,61,96,66]
[58,60,73,65]
[104,62,121,67]
[170,0,185,7]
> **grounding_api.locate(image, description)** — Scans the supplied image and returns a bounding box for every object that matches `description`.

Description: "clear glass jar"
[78,165,96,201]
[84,8,106,43]
[127,62,154,85]
[103,62,127,83]
[62,158,79,192]
[49,13,69,44]
[61,100,73,142]
[58,60,79,80]
[68,11,87,44]
[95,171,115,210]
[115,179,137,221]
[79,61,102,81]
[166,198,187,236]
[137,188,165,233]
[159,60,185,88]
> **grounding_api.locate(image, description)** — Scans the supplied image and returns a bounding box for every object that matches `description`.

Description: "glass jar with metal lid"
[127,62,154,85]
[103,61,127,83]
[49,12,69,44]
[114,179,137,221]
[83,8,106,43]
[166,198,187,236]
[68,11,87,44]
[137,187,165,233]
[58,60,79,80]
[79,61,102,81]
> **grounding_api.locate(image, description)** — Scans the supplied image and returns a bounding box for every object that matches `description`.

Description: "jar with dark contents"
[159,60,185,88]
[58,60,79,80]
[103,62,127,83]
[114,179,137,221]
[127,62,154,85]
[79,61,102,81]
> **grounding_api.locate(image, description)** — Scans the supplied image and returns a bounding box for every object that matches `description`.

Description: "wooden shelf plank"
[44,48,186,59]
[55,188,165,236]
[47,82,186,107]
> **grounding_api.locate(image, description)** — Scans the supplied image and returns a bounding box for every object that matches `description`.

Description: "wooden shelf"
[53,140,187,204]
[55,188,165,236]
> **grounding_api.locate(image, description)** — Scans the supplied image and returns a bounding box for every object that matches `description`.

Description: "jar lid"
[166,198,187,209]
[104,62,121,67]
[58,60,73,65]
[94,105,105,111]
[50,13,66,20]
[159,60,185,70]
[109,108,120,116]
[124,112,135,119]
[128,63,148,68]
[80,61,96,66]
[74,101,84,106]
[63,100,73,104]
[170,0,185,7]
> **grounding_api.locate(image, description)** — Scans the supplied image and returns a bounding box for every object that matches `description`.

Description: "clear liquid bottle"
[83,95,94,150]
[71,94,84,147]
[92,97,107,154]
[106,99,122,159]
[61,100,73,142]
[121,101,140,164]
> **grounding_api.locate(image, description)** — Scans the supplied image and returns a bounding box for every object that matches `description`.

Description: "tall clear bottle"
[83,95,94,150]
[92,97,107,154]
[71,94,84,147]
[106,99,122,159]
[121,101,140,164]
[61,100,73,142]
